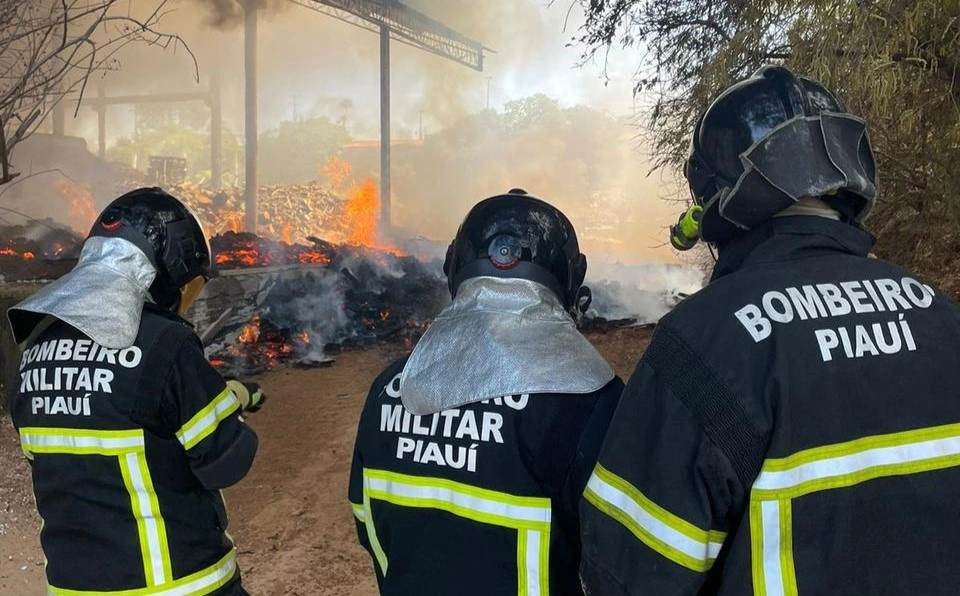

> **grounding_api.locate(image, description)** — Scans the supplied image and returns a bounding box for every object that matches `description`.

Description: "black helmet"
[88,187,212,310]
[685,65,877,243]
[443,189,588,311]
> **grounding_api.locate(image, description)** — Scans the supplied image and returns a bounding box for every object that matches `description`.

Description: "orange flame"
[238,315,261,344]
[322,155,352,189]
[1,247,36,260]
[55,180,98,233]
[281,223,294,245]
[343,179,379,247]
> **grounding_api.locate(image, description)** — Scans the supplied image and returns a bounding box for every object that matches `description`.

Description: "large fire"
[344,179,379,247]
[174,157,402,267]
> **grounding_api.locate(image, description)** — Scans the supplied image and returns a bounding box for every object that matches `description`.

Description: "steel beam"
[287,0,487,71]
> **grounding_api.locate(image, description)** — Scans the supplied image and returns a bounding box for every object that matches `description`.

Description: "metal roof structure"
[287,0,489,70]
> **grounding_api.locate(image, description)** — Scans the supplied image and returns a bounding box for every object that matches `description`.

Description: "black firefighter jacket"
[350,356,623,596]
[580,216,960,596]
[10,303,257,596]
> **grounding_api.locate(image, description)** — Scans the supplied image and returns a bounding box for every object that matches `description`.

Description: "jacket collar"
[710,216,875,281]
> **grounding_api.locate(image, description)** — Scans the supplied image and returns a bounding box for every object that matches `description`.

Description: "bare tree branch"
[0,0,197,185]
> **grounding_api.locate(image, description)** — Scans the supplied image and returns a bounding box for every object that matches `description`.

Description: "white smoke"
[586,261,704,324]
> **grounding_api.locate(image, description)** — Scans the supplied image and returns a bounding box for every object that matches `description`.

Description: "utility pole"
[485,76,492,110]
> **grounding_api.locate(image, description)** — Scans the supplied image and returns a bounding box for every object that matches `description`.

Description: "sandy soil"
[0,326,652,595]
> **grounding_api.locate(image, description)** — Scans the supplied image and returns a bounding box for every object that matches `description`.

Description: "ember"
[212,232,334,269]
[199,237,449,376]
[0,222,81,282]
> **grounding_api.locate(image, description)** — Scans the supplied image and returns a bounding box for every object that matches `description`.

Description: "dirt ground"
[0,326,652,595]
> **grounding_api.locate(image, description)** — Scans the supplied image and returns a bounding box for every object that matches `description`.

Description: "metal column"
[379,25,391,231]
[210,68,223,188]
[244,0,259,233]
[96,81,106,159]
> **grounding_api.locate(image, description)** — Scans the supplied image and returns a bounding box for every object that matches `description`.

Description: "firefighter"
[579,64,960,596]
[349,189,624,595]
[7,188,264,596]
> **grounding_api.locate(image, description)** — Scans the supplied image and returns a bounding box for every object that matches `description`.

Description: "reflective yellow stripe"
[751,422,960,596]
[20,427,144,455]
[47,550,237,596]
[583,464,725,572]
[20,427,173,591]
[364,469,551,530]
[754,422,960,500]
[517,530,528,596]
[779,500,797,596]
[749,500,766,596]
[362,491,388,575]
[362,468,551,595]
[350,502,365,522]
[175,388,240,450]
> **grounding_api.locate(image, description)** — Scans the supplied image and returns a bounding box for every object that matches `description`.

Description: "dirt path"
[0,326,651,595]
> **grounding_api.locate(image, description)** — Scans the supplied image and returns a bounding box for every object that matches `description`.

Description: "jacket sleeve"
[349,429,370,550]
[579,327,766,596]
[560,377,624,530]
[349,361,404,559]
[160,338,258,490]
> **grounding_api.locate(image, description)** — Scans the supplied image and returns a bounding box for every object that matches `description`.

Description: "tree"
[0,0,195,185]
[575,0,960,293]
[107,103,243,184]
[258,117,351,184]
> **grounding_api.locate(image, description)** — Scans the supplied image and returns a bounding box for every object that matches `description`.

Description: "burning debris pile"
[170,158,386,251]
[171,181,344,243]
[211,231,335,268]
[0,222,82,282]
[198,235,447,376]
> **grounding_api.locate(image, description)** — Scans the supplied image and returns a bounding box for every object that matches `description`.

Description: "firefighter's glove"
[226,379,266,413]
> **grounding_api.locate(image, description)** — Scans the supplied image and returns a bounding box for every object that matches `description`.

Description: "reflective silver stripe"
[759,500,785,596]
[584,467,724,572]
[176,389,240,450]
[750,423,960,596]
[362,468,551,595]
[365,475,551,526]
[21,428,172,589]
[523,529,542,596]
[47,551,236,596]
[350,503,366,522]
[755,434,960,492]
[21,429,144,453]
[124,452,167,585]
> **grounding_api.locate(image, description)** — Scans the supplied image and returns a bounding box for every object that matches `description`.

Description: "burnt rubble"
[2,228,682,376]
[0,222,82,283]
[193,236,449,376]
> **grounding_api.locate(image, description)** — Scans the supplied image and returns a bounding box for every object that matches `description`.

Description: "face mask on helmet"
[88,187,213,312]
[443,189,590,313]
[683,65,877,245]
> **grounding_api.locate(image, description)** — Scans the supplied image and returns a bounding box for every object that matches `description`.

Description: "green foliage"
[577,0,960,293]
[107,104,242,184]
[258,117,351,185]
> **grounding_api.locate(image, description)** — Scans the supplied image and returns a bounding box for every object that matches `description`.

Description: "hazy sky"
[53,0,684,263]
[66,0,644,138]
